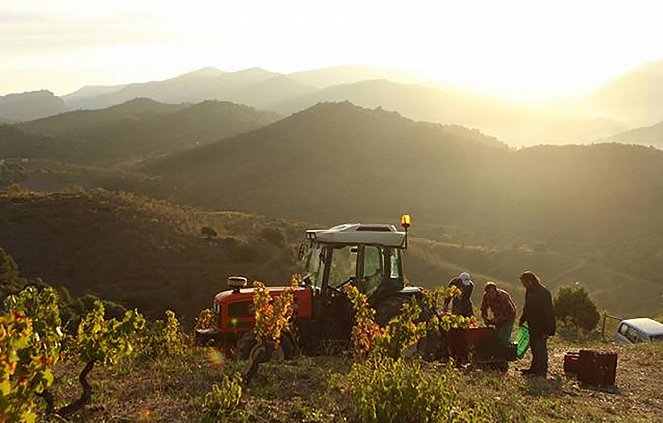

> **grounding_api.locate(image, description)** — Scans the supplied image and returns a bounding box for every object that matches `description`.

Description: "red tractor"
[196,216,516,368]
[195,217,428,359]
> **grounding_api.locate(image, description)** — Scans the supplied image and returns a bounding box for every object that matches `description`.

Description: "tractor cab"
[301,223,407,301]
[294,220,422,347]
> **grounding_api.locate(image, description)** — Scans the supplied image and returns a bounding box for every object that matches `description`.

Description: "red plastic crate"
[564,351,580,374]
[577,350,618,386]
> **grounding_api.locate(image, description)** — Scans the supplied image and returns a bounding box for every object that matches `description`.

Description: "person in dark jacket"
[519,271,556,377]
[444,272,474,317]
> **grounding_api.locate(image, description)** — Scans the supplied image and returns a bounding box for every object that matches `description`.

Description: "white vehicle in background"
[615,318,663,344]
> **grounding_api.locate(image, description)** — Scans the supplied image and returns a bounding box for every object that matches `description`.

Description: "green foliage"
[0,311,55,422]
[0,247,21,288]
[554,285,600,332]
[202,373,243,418]
[3,286,63,361]
[0,286,64,422]
[137,310,188,360]
[0,162,27,188]
[376,299,432,359]
[195,308,216,330]
[71,300,146,366]
[347,357,468,423]
[346,285,473,360]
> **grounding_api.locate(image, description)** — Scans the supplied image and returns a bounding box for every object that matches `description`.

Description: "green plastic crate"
[515,324,530,359]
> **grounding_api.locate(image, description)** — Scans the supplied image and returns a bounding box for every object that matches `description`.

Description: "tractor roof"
[307,223,406,247]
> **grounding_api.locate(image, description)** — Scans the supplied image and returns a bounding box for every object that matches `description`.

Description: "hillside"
[601,120,663,150]
[0,125,77,161]
[141,103,663,315]
[407,238,662,317]
[0,189,304,321]
[146,101,508,221]
[270,79,627,145]
[0,90,69,122]
[146,103,663,244]
[7,99,280,165]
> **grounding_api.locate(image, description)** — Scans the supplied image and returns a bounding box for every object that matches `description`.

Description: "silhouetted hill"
[601,120,663,150]
[271,79,626,145]
[0,90,69,122]
[147,101,508,223]
[0,189,304,321]
[7,99,280,165]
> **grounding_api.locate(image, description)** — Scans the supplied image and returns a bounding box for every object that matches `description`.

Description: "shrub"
[60,301,145,415]
[1,286,64,419]
[137,310,188,360]
[347,357,461,423]
[0,310,57,422]
[554,285,600,332]
[195,308,216,330]
[252,276,297,346]
[345,285,384,359]
[202,373,243,418]
[346,285,473,360]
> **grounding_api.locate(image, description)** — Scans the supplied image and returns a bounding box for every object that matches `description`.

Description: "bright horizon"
[2,0,663,103]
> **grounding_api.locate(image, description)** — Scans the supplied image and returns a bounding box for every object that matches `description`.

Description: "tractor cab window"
[359,246,384,296]
[389,248,402,280]
[328,245,358,289]
[304,244,325,290]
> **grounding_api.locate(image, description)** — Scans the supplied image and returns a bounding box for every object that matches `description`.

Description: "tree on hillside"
[0,247,24,297]
[554,284,600,332]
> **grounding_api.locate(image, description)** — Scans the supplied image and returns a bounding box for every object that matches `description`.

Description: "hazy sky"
[2,0,663,101]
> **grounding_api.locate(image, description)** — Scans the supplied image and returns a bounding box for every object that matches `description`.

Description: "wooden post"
[601,312,607,342]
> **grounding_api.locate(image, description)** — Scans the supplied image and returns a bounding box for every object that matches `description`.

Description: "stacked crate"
[563,349,618,386]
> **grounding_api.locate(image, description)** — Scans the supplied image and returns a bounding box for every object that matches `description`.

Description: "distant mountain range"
[0,90,69,122]
[601,119,663,150]
[3,98,279,165]
[588,60,663,127]
[3,61,663,146]
[1,99,661,316]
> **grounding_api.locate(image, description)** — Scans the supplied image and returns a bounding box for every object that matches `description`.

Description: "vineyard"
[2,282,662,422]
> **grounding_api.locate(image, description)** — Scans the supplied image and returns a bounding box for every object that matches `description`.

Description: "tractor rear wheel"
[373,295,411,327]
[237,331,296,361]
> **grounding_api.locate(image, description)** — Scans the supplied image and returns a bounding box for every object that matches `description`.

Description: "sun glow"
[2,0,663,101]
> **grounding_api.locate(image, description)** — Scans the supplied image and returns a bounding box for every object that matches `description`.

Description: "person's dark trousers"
[529,334,548,375]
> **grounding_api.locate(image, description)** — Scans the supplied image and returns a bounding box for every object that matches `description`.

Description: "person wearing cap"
[518,271,556,377]
[444,272,474,317]
[480,282,516,345]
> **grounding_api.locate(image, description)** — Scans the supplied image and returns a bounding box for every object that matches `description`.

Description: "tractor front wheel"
[236,331,296,361]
